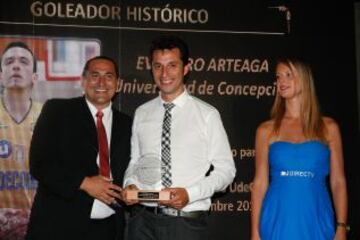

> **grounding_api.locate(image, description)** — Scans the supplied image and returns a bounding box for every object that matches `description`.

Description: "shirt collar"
[85,99,112,121]
[158,89,189,108]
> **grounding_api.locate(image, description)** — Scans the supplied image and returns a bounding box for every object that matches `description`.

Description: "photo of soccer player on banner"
[0,36,100,239]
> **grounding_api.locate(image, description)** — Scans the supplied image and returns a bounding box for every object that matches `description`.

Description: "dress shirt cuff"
[123,178,138,188]
[186,185,202,204]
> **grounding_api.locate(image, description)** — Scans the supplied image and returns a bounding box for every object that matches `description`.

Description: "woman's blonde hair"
[271,58,326,141]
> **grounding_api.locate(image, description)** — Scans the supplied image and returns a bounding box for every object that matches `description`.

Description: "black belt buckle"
[140,205,206,218]
[160,207,206,218]
[138,205,159,215]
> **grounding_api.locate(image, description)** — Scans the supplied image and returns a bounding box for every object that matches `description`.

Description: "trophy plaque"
[131,154,171,201]
[127,190,171,201]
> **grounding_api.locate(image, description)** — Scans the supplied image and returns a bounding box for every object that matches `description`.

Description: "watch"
[337,222,350,232]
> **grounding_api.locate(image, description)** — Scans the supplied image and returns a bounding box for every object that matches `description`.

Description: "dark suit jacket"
[26,97,132,240]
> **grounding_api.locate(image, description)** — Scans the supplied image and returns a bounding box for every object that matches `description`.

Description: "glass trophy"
[128,154,170,201]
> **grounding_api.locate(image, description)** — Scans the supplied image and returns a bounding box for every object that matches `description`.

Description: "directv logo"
[280,170,315,178]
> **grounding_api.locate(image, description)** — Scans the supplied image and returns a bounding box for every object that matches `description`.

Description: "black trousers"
[85,215,117,240]
[126,206,209,240]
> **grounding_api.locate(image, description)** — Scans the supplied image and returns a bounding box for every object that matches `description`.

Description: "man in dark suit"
[25,56,132,240]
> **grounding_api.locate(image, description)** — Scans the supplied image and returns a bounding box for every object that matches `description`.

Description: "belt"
[140,205,207,218]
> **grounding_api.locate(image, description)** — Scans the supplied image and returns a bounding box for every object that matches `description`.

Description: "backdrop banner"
[0,0,358,239]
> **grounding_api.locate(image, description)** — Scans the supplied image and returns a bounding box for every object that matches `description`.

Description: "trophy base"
[127,190,171,201]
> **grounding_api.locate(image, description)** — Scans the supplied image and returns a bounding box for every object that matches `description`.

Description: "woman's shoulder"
[256,119,275,139]
[322,116,340,131]
[257,119,274,131]
[322,116,341,141]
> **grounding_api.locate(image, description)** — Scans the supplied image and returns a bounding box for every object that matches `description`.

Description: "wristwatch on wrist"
[336,222,350,232]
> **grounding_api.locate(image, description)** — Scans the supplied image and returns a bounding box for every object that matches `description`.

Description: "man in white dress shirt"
[123,35,236,240]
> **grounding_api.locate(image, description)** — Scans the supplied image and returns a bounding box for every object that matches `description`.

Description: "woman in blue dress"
[251,58,348,240]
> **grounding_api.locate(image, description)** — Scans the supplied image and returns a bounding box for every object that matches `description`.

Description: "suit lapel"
[78,97,98,152]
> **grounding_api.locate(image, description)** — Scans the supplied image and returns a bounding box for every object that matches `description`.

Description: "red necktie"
[96,111,110,177]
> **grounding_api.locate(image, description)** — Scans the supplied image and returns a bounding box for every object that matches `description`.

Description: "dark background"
[0,0,358,239]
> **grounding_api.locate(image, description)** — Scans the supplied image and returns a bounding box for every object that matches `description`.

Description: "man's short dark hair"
[149,35,189,65]
[82,56,119,79]
[0,41,37,72]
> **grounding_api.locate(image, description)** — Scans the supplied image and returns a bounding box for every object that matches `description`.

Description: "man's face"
[0,47,36,90]
[152,48,189,102]
[82,59,119,110]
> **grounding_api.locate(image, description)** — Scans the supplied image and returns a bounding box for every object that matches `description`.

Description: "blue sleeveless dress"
[260,141,335,240]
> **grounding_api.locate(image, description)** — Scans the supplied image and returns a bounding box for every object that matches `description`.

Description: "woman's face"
[276,62,302,99]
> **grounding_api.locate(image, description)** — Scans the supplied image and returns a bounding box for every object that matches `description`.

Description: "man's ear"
[115,78,121,93]
[80,76,86,87]
[183,62,191,76]
[32,73,38,83]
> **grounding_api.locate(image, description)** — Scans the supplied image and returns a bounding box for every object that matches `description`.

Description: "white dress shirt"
[85,100,115,219]
[124,90,236,212]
